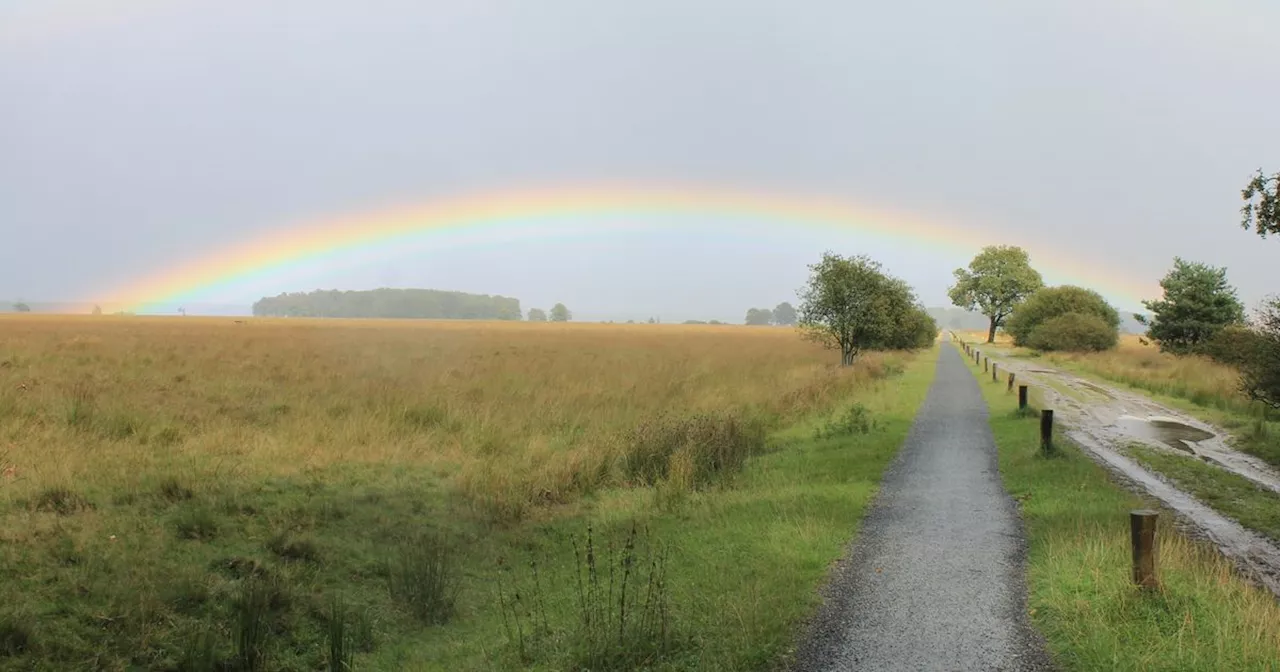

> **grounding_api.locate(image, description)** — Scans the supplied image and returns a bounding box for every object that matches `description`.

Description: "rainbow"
[96,184,1157,313]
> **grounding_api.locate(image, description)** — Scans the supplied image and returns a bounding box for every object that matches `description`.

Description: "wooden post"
[984,356,989,373]
[1040,409,1054,453]
[992,362,998,381]
[1007,372,1015,392]
[1018,385,1028,409]
[1130,510,1159,589]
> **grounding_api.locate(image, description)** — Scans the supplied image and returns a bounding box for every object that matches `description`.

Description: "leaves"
[1241,169,1280,238]
[1141,258,1245,354]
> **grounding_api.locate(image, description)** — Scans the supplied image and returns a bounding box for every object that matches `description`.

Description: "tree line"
[253,288,524,320]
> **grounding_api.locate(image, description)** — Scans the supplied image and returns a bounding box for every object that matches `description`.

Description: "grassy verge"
[958,344,1280,671]
[1123,445,1280,545]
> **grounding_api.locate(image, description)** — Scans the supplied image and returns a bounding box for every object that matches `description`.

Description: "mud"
[965,344,1280,598]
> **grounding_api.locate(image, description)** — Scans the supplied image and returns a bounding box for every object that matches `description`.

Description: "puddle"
[1114,415,1215,453]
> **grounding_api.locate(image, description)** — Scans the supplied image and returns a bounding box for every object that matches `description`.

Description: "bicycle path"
[792,342,1050,671]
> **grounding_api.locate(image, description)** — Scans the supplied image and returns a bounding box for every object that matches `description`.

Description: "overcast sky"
[3,0,1279,320]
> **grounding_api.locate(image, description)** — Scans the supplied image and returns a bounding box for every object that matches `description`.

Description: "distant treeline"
[252,288,522,320]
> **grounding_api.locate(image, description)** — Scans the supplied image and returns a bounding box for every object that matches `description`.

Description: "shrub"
[1201,324,1264,367]
[623,413,765,489]
[884,307,938,350]
[1240,298,1280,409]
[1006,285,1121,347]
[387,533,460,625]
[1025,312,1119,352]
[814,403,878,439]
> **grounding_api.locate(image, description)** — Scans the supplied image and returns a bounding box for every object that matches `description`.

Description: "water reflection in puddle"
[1115,415,1215,453]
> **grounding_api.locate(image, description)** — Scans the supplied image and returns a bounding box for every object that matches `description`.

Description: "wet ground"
[970,343,1280,597]
[793,345,1050,671]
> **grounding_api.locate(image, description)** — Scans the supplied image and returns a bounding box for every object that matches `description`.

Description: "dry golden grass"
[0,315,891,520]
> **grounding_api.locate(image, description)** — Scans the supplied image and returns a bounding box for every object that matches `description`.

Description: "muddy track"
[963,343,1280,598]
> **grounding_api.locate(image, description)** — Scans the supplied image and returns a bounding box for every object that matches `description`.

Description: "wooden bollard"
[1018,385,1028,409]
[992,362,998,381]
[1130,510,1160,589]
[1007,372,1015,391]
[1040,409,1054,453]
[984,356,989,373]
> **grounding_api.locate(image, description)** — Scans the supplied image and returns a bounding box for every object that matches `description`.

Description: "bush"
[814,403,878,439]
[1240,299,1280,409]
[622,413,765,489]
[387,532,460,625]
[1007,285,1120,347]
[883,307,938,350]
[1025,312,1119,352]
[1201,324,1264,367]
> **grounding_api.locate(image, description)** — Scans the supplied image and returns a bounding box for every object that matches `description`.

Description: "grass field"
[0,315,935,671]
[962,344,1280,670]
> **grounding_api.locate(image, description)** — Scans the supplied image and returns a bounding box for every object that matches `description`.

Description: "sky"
[3,0,1279,321]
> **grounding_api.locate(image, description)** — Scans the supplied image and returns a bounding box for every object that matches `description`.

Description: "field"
[963,347,1280,670]
[0,316,933,670]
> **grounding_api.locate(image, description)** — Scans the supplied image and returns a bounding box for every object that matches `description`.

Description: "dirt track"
[966,342,1280,597]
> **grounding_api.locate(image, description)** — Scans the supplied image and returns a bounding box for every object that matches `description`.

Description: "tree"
[527,308,547,322]
[549,303,572,322]
[1137,258,1245,354]
[1005,285,1121,349]
[888,305,939,349]
[948,245,1044,343]
[744,308,773,325]
[1242,169,1280,238]
[797,252,921,366]
[1240,298,1280,408]
[772,302,797,326]
[91,304,102,315]
[12,302,30,313]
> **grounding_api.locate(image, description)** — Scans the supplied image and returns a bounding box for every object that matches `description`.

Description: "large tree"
[797,252,919,366]
[772,301,797,326]
[12,302,30,313]
[549,303,572,322]
[527,308,547,322]
[948,245,1044,343]
[1138,258,1245,354]
[1242,169,1280,238]
[744,308,773,325]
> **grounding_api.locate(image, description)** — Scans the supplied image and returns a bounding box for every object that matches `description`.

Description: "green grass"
[958,344,1280,671]
[1124,445,1280,545]
[461,348,941,670]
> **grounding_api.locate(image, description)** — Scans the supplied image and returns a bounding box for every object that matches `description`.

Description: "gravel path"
[792,343,1050,672]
